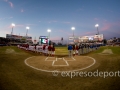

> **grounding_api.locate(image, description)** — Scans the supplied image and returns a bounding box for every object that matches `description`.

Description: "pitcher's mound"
[99,49,113,55]
[25,56,96,72]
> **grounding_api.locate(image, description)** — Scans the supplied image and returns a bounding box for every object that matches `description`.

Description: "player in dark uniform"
[72,45,75,56]
[81,44,84,54]
[43,45,46,55]
[86,43,89,53]
[84,44,87,54]
[75,44,79,55]
[78,44,81,55]
[34,44,37,53]
[51,45,55,57]
[48,45,51,56]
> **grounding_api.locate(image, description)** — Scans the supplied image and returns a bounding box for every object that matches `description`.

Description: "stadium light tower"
[26,26,30,36]
[71,27,75,37]
[95,24,99,35]
[47,29,51,39]
[11,23,15,35]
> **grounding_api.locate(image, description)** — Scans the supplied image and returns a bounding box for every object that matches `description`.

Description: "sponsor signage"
[69,37,74,40]
[39,36,48,39]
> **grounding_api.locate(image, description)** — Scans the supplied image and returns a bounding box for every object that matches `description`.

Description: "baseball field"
[0,46,120,90]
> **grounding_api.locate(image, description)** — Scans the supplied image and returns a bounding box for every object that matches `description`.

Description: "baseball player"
[51,45,55,57]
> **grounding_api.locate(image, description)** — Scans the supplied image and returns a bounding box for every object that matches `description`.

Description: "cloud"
[4,0,8,2]
[101,23,111,31]
[0,26,12,37]
[112,22,120,26]
[76,7,84,12]
[94,18,99,21]
[58,30,71,36]
[47,20,58,23]
[50,37,61,41]
[6,24,25,29]
[26,23,37,26]
[100,22,120,31]
[9,17,13,19]
[78,8,83,11]
[97,21,120,38]
[52,20,57,22]
[107,10,113,13]
[16,24,24,27]
[62,22,71,24]
[8,2,13,8]
[84,32,95,35]
[0,30,11,37]
[46,20,71,24]
[76,31,96,36]
[3,0,13,8]
[21,9,24,12]
[0,16,13,20]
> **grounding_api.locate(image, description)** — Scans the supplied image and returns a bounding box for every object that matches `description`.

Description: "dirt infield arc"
[25,56,96,72]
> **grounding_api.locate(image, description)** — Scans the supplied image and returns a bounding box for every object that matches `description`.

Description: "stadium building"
[6,34,33,44]
[68,34,104,44]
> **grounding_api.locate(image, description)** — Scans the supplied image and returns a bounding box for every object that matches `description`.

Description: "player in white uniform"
[39,45,43,54]
[45,45,48,56]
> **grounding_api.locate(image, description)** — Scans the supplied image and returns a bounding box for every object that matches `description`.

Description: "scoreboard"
[39,36,49,45]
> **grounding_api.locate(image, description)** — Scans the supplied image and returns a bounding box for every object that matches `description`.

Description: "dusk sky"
[0,0,120,41]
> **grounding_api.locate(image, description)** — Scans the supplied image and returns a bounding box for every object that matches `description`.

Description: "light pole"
[26,26,30,36]
[47,29,51,40]
[71,27,75,42]
[71,27,75,37]
[11,23,15,35]
[95,24,99,35]
[47,29,51,45]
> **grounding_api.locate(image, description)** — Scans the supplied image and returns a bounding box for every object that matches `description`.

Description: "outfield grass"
[55,47,68,55]
[0,46,120,90]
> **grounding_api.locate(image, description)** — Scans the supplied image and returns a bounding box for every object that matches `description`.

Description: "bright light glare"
[95,24,99,27]
[12,23,15,27]
[71,27,75,30]
[47,29,51,32]
[26,27,30,29]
